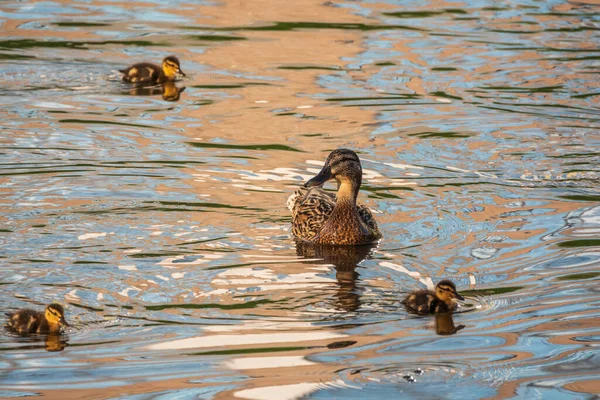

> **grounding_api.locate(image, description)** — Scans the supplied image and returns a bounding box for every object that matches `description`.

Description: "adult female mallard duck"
[5,303,70,334]
[120,55,186,84]
[402,280,464,315]
[288,148,382,245]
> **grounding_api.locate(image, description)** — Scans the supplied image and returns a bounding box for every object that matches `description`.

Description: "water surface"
[1,0,599,398]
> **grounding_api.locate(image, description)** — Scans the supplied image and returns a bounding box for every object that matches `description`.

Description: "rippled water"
[1,0,599,398]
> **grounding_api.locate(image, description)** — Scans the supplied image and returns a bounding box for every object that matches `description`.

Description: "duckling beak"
[60,317,70,328]
[304,166,332,188]
[454,292,465,301]
[177,68,187,78]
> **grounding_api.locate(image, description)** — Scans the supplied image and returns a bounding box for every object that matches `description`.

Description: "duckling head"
[304,149,363,200]
[161,56,186,79]
[45,304,70,329]
[435,280,465,304]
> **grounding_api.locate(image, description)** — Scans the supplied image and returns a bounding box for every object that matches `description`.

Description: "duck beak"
[304,165,332,188]
[454,292,465,301]
[177,68,187,78]
[60,317,70,327]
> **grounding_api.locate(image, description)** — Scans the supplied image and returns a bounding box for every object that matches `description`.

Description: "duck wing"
[120,62,160,83]
[6,309,41,333]
[290,187,335,242]
[357,205,382,237]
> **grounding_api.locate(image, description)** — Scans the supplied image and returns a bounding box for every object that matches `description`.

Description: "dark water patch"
[552,55,600,62]
[552,152,600,159]
[187,35,246,41]
[276,112,303,116]
[362,185,414,193]
[478,105,599,121]
[572,92,600,99]
[175,236,229,246]
[430,91,463,100]
[0,229,13,233]
[558,195,600,202]
[187,142,302,152]
[53,22,111,27]
[98,173,176,178]
[383,9,467,18]
[558,239,600,248]
[21,259,53,263]
[341,102,440,108]
[431,67,457,71]
[128,252,195,258]
[150,200,266,212]
[278,65,344,71]
[102,160,206,167]
[556,272,600,281]
[73,261,109,265]
[326,95,421,102]
[191,84,245,89]
[477,85,564,93]
[183,21,426,32]
[59,119,156,129]
[0,169,92,176]
[68,303,104,312]
[0,39,166,50]
[145,299,274,311]
[492,102,594,112]
[187,346,306,356]
[460,286,524,296]
[526,12,600,17]
[408,131,471,139]
[0,52,36,60]
[192,100,214,106]
[375,62,395,66]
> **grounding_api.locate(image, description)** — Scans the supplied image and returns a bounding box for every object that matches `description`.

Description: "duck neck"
[330,179,366,229]
[336,176,360,203]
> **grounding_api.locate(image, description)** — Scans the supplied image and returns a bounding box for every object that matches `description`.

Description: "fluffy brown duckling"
[5,303,70,334]
[402,280,464,315]
[120,55,186,84]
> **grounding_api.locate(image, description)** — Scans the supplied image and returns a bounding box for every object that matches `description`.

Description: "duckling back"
[402,289,452,315]
[6,309,47,334]
[120,62,162,84]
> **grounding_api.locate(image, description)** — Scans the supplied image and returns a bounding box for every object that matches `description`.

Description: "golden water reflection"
[1,0,599,398]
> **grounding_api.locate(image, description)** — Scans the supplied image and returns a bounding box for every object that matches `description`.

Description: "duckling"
[402,280,464,315]
[120,55,186,84]
[5,303,70,334]
[288,149,382,245]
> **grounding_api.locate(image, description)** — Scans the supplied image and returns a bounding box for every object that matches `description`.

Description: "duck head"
[45,304,70,328]
[435,280,465,303]
[304,149,363,200]
[161,56,186,79]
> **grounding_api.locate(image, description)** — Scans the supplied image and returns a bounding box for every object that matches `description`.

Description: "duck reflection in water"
[44,333,69,351]
[296,241,377,312]
[434,312,465,336]
[124,81,186,102]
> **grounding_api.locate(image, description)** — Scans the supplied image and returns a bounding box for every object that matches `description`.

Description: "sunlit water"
[1,0,599,398]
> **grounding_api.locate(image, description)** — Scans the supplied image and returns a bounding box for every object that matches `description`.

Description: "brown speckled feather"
[120,62,162,84]
[402,289,453,315]
[6,309,50,334]
[290,187,381,244]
